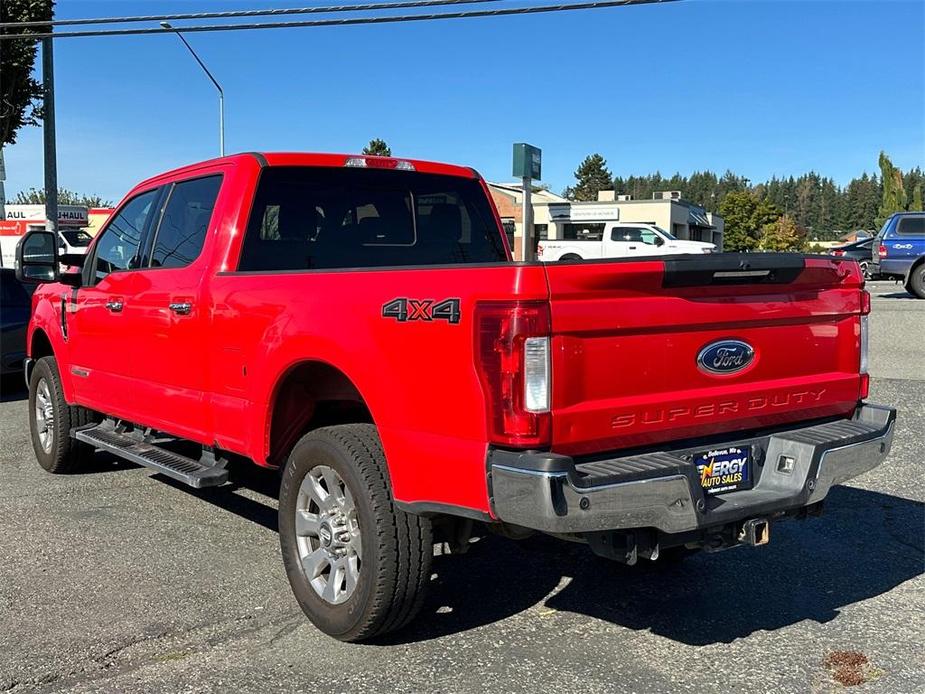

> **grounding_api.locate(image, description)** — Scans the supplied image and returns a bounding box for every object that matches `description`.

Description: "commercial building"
[489,184,724,258]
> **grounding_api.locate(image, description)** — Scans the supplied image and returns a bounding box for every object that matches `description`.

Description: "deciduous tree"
[718,190,781,251]
[13,187,112,206]
[759,214,806,251]
[1,0,55,146]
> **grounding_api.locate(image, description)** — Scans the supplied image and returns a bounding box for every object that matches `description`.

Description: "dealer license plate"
[694,446,752,495]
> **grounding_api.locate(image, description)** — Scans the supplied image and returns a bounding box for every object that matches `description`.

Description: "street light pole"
[161,21,224,156]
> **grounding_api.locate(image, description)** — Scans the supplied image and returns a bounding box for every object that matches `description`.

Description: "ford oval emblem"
[697,340,755,375]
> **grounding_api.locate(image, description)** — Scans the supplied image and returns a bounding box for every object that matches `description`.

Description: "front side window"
[238,167,506,271]
[639,229,660,245]
[92,189,158,282]
[150,175,222,268]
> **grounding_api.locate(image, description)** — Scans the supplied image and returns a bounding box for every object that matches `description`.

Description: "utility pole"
[42,37,58,235]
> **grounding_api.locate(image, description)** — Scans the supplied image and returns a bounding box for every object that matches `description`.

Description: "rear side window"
[150,175,222,268]
[237,167,506,271]
[612,227,645,242]
[92,189,159,282]
[896,216,925,236]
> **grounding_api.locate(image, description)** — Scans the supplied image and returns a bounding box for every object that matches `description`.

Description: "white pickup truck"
[536,222,716,261]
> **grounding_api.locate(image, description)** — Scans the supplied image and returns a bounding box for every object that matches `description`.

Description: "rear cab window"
[896,215,925,236]
[237,167,506,271]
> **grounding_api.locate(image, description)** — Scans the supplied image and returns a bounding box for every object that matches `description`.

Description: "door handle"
[628,245,637,250]
[105,299,124,313]
[169,302,193,315]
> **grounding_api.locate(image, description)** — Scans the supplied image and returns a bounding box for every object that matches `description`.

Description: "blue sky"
[3,0,924,203]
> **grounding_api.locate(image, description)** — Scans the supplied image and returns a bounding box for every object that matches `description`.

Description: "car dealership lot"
[0,282,922,694]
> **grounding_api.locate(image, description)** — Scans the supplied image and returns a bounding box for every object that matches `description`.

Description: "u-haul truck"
[0,205,93,268]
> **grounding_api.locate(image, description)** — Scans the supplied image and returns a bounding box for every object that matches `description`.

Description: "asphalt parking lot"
[1,279,922,694]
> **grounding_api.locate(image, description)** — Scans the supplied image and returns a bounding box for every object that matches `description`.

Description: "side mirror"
[15,231,59,284]
[655,236,665,246]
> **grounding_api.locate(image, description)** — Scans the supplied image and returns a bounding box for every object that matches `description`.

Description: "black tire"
[278,424,433,642]
[560,253,583,262]
[906,263,925,299]
[28,356,94,473]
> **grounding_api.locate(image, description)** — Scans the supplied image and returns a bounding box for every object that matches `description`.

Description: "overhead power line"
[0,0,678,40]
[0,0,498,29]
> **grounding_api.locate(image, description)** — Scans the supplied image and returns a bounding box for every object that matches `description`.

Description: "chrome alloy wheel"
[34,378,55,454]
[295,465,362,605]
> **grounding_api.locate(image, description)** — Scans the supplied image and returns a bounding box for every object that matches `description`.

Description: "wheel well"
[908,255,925,277]
[31,329,54,360]
[268,361,372,466]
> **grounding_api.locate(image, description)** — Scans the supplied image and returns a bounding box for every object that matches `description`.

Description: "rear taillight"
[832,249,846,256]
[475,301,551,448]
[878,244,888,258]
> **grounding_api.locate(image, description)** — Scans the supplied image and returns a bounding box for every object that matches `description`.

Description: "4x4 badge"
[381,298,461,324]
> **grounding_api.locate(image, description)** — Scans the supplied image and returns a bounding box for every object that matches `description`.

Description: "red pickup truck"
[15,152,895,642]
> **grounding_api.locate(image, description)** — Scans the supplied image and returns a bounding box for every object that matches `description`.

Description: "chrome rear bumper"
[489,404,895,535]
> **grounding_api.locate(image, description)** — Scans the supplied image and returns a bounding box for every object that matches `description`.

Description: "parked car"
[830,238,876,278]
[870,212,925,298]
[16,152,894,642]
[0,268,35,375]
[536,222,715,261]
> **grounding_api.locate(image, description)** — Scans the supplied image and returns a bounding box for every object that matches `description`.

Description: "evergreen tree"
[877,151,906,226]
[567,154,613,201]
[911,184,923,212]
[903,167,924,209]
[362,138,391,156]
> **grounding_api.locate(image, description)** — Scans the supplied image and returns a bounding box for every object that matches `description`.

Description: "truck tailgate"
[544,254,866,456]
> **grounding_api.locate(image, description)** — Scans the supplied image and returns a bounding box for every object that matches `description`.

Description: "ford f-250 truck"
[15,152,895,642]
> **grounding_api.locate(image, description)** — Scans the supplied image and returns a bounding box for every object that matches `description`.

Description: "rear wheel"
[906,263,925,299]
[28,356,95,473]
[560,253,583,262]
[278,424,433,642]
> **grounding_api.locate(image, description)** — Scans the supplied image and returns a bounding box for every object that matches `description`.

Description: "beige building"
[489,184,724,258]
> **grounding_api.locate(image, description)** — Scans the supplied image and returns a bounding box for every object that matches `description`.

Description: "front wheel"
[278,424,433,642]
[28,356,95,473]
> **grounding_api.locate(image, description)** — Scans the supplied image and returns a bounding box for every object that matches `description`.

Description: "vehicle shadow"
[378,486,924,646]
[100,460,925,647]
